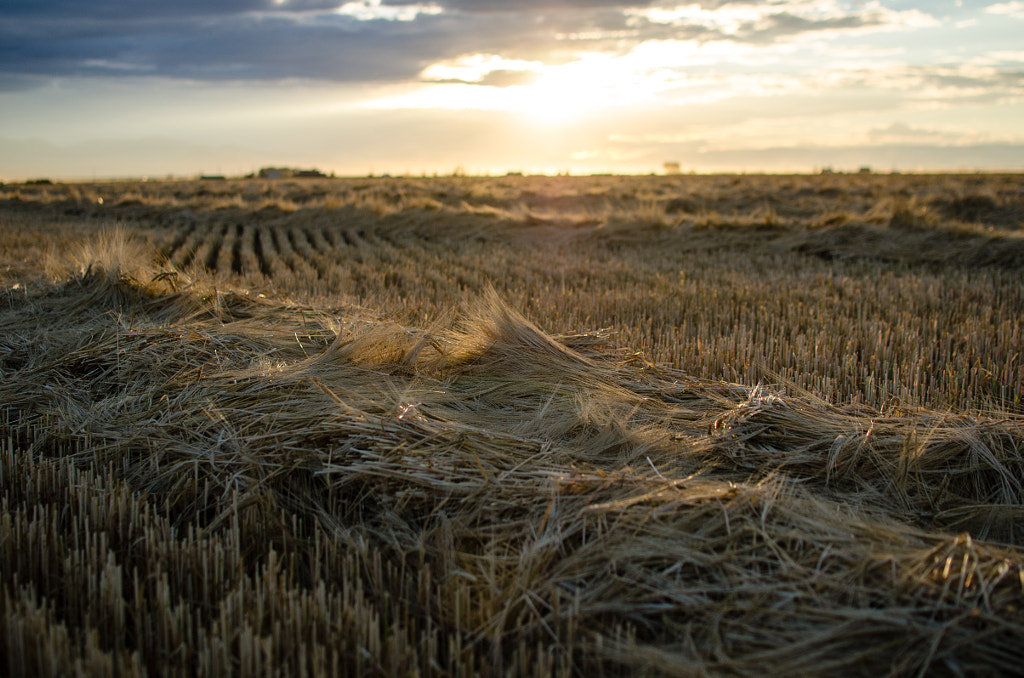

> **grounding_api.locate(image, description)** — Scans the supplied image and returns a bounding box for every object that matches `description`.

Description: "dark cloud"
[1,3,637,84]
[1,11,488,83]
[755,11,874,34]
[0,0,918,87]
[733,11,880,43]
[146,16,438,82]
[0,73,43,93]
[920,69,1024,91]
[2,1,340,20]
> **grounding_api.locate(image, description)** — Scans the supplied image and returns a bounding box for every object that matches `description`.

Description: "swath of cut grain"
[5,175,1024,412]
[1,232,1022,676]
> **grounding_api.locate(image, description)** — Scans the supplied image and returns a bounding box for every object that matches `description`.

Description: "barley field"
[1,173,1023,676]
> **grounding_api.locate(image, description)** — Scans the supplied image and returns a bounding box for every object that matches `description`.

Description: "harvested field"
[1,174,1023,676]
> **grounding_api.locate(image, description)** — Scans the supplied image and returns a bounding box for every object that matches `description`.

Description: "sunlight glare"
[511,52,681,124]
[387,51,668,125]
[363,42,788,127]
[516,57,618,124]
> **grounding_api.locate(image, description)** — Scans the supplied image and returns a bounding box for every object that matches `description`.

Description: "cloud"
[382,0,655,11]
[2,1,342,20]
[922,69,1024,92]
[335,1,443,21]
[421,70,540,88]
[813,62,1024,106]
[985,1,1024,18]
[420,54,543,83]
[868,122,945,139]
[0,10,483,83]
[476,69,539,87]
[860,122,1004,147]
[734,11,881,42]
[0,73,48,92]
[0,0,945,87]
[864,123,1020,148]
[633,1,939,42]
[2,2,590,84]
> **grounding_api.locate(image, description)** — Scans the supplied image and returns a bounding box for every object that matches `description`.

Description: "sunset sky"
[2,0,1023,178]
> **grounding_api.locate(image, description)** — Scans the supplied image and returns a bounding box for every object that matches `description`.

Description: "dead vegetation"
[1,174,1023,676]
[6,174,1022,412]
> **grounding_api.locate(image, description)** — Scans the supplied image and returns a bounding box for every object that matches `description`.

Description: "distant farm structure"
[256,167,327,179]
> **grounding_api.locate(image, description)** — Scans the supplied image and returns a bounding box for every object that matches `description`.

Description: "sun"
[507,54,654,125]
[510,77,596,125]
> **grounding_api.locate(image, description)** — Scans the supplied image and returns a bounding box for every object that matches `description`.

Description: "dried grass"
[2,228,1023,675]
[8,173,1001,412]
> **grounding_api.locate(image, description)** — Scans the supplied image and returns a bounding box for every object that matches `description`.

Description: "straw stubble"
[1,226,1022,676]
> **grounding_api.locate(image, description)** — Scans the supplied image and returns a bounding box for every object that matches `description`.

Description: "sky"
[1,0,1022,179]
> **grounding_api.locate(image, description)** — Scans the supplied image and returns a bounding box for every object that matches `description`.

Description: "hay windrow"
[2,225,1024,676]
[7,176,1024,414]
[703,389,1024,540]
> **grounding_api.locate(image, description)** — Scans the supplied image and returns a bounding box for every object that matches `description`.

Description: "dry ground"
[1,174,1023,676]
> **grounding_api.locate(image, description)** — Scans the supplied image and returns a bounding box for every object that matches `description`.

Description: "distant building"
[257,167,327,179]
[663,162,681,175]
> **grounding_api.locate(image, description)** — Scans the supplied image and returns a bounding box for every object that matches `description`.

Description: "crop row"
[156,220,501,306]
[145,218,1024,415]
[164,224,361,278]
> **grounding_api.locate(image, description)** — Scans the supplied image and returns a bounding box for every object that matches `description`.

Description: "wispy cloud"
[985,1,1024,18]
[420,54,543,84]
[336,1,443,21]
[864,122,1007,146]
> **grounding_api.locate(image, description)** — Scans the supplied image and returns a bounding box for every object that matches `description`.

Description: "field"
[1,173,1023,676]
